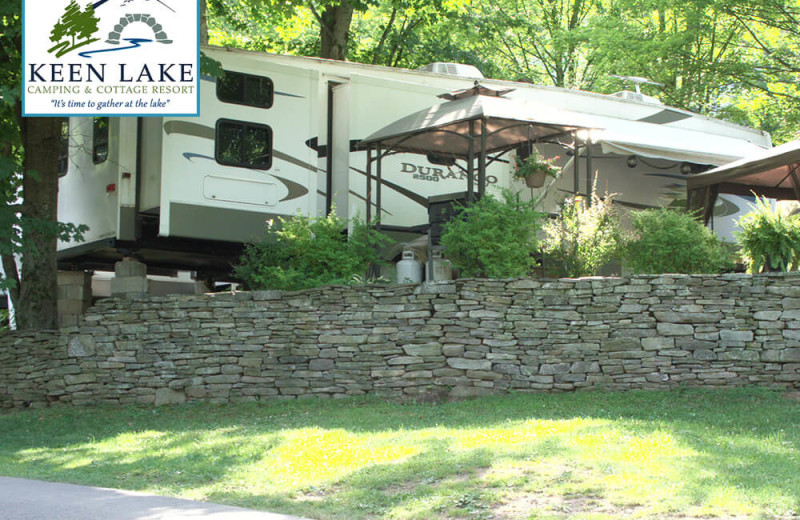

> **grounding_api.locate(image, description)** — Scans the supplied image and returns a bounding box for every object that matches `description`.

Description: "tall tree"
[209,0,378,60]
[315,1,356,59]
[1,7,86,329]
[459,0,603,88]
[348,0,466,68]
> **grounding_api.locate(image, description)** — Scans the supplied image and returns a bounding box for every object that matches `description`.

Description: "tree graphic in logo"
[48,0,101,57]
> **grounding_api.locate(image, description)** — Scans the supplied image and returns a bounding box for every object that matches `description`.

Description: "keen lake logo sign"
[23,0,199,116]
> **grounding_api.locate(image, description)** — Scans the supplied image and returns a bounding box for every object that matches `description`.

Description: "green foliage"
[439,190,544,278]
[207,0,800,142]
[512,151,561,180]
[0,308,8,332]
[200,52,225,79]
[735,196,800,273]
[542,191,621,277]
[234,210,392,291]
[623,208,732,274]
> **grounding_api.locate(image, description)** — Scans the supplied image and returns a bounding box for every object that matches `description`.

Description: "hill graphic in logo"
[47,0,174,59]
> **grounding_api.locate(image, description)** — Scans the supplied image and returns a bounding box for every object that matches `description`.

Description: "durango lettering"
[400,162,498,184]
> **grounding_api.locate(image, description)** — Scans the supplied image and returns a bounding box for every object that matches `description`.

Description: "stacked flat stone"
[2,272,800,409]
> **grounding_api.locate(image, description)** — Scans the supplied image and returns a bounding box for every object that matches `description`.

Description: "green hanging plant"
[513,151,561,188]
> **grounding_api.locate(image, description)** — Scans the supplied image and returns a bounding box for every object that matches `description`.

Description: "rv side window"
[215,119,272,170]
[216,71,273,109]
[58,119,69,176]
[93,117,109,164]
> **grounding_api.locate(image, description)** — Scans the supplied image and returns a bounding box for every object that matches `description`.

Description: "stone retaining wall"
[2,273,800,408]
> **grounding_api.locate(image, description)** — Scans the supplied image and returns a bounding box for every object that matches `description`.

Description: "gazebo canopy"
[687,139,800,198]
[358,91,602,157]
[687,139,800,223]
[358,84,605,226]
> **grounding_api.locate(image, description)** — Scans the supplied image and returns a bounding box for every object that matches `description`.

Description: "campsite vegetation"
[542,190,621,278]
[1,388,798,520]
[439,191,543,278]
[736,195,800,273]
[623,208,734,275]
[234,210,392,291]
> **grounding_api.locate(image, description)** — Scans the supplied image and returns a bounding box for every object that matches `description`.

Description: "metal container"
[430,246,453,281]
[396,247,423,284]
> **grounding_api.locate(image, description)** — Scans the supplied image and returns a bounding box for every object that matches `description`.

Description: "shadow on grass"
[0,387,798,518]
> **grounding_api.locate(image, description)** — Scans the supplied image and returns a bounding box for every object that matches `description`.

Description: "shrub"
[542,191,621,277]
[736,196,800,272]
[440,190,544,278]
[623,208,732,274]
[234,210,392,291]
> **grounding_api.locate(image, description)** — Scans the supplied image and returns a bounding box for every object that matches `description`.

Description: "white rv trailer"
[56,44,772,277]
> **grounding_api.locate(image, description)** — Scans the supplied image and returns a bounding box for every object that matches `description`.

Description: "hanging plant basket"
[525,170,547,188]
[514,151,561,189]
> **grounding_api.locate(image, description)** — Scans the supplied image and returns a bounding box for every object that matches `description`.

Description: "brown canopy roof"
[687,139,800,200]
[358,93,602,157]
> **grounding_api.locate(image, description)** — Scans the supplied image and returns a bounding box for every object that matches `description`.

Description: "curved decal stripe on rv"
[348,190,393,216]
[306,137,361,158]
[167,121,323,173]
[180,153,309,203]
[349,166,429,208]
[637,110,691,125]
[273,174,309,202]
[275,91,306,99]
[272,150,323,173]
[713,197,741,218]
[165,121,215,140]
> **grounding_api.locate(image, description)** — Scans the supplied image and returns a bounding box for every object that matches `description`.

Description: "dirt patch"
[381,468,490,497]
[295,484,337,502]
[493,490,639,519]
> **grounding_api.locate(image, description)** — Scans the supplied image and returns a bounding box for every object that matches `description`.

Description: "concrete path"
[0,477,312,520]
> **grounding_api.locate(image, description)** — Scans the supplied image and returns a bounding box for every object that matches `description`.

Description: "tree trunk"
[319,1,354,60]
[200,0,208,45]
[16,116,62,330]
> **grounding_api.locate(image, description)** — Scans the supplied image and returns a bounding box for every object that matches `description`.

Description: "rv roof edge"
[201,44,770,142]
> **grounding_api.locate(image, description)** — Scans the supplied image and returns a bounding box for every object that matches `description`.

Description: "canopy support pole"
[467,120,475,202]
[789,163,800,200]
[702,185,718,226]
[573,138,580,196]
[366,146,373,224]
[478,118,487,197]
[586,139,593,206]
[376,144,383,231]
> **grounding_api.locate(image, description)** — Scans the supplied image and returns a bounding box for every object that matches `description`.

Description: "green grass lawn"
[1,388,798,519]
